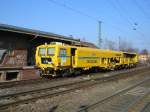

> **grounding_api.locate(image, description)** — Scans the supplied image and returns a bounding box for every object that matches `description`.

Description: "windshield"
[39,48,46,56]
[47,48,55,56]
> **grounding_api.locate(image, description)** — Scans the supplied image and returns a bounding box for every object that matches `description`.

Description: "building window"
[0,49,7,64]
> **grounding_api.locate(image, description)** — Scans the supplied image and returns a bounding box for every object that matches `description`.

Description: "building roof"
[0,23,80,43]
[80,41,98,48]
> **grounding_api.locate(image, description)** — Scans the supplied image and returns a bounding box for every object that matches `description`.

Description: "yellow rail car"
[35,43,138,77]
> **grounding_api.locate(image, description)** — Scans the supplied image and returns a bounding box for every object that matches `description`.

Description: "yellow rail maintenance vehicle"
[35,42,138,77]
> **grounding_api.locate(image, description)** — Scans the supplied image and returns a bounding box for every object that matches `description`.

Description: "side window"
[102,58,104,64]
[60,48,66,57]
[108,58,110,63]
[118,57,120,62]
[110,58,114,62]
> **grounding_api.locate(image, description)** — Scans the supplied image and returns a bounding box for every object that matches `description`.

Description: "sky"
[0,0,150,51]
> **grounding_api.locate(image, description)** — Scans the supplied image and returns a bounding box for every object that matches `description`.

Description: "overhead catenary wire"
[115,0,148,38]
[109,0,148,40]
[108,0,134,28]
[133,0,150,20]
[115,0,139,25]
[47,0,133,35]
[48,0,104,48]
[47,0,127,39]
[47,0,149,49]
[48,0,99,22]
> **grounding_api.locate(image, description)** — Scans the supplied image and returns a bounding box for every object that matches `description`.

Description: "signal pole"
[98,21,102,48]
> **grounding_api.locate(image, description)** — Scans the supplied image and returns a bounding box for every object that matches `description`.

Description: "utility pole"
[98,21,102,48]
[118,36,121,51]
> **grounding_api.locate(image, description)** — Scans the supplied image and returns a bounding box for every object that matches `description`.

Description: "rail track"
[0,66,148,90]
[0,67,149,111]
[0,78,48,89]
[140,102,150,112]
[0,76,75,89]
[78,78,150,112]
[0,70,113,89]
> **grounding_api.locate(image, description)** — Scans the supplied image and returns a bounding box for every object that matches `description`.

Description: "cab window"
[47,48,55,56]
[39,48,46,56]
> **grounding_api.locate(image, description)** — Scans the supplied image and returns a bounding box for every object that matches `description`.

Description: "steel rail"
[0,66,148,89]
[0,69,149,110]
[0,79,48,89]
[127,91,150,112]
[78,78,150,112]
[140,102,150,112]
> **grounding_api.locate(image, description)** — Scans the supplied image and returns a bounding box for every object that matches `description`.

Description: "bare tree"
[140,49,148,55]
[126,47,139,53]
[103,38,117,50]
[81,37,86,42]
[139,49,149,64]
[119,40,131,52]
[119,39,138,52]
[103,37,139,52]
